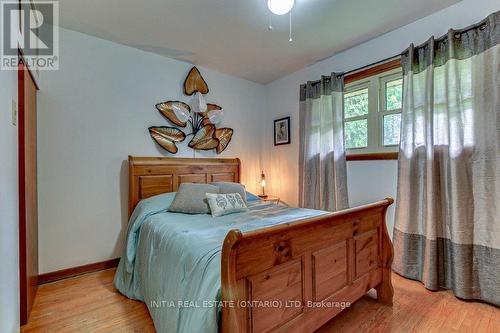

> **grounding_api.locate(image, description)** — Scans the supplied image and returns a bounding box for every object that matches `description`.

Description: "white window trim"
[344,68,402,155]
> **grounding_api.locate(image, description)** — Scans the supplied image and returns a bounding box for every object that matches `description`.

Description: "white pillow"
[206,193,249,217]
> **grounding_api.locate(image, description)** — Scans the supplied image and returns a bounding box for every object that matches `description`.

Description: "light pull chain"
[268,11,273,31]
[289,10,293,42]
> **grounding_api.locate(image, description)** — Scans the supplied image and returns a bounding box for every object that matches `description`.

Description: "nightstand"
[259,195,280,204]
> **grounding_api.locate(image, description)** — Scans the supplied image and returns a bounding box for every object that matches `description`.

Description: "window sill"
[346,152,398,161]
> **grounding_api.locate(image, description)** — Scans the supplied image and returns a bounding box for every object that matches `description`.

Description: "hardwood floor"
[22,269,155,333]
[22,269,499,332]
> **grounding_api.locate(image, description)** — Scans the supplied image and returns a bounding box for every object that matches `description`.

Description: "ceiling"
[58,0,460,83]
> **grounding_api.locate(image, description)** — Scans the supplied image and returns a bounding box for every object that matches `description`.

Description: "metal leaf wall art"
[149,66,234,154]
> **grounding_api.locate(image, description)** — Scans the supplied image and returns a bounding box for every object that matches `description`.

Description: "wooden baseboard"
[38,258,120,285]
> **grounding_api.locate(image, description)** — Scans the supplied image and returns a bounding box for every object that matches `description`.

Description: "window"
[344,88,369,149]
[343,68,402,154]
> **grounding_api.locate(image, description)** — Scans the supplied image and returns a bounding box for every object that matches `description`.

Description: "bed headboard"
[128,156,241,216]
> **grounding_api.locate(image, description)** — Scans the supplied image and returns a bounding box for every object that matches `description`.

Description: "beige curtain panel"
[299,74,349,211]
[393,11,500,305]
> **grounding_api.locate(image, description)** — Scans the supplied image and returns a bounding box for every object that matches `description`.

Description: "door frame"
[18,53,40,325]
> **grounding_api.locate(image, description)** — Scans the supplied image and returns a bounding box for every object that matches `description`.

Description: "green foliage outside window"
[345,119,368,148]
[384,79,403,145]
[344,88,368,118]
[385,79,402,110]
[344,88,369,149]
[383,114,401,146]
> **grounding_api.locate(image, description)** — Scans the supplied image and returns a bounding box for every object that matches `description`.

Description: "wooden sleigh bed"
[128,156,394,333]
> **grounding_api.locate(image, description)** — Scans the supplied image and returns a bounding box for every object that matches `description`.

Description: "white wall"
[0,1,20,330]
[263,0,500,234]
[37,28,266,273]
[37,0,499,274]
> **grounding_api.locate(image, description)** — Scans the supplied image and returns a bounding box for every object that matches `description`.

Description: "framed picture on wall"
[274,116,290,146]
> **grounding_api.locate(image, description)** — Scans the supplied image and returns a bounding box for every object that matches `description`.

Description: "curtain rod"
[306,54,400,85]
[305,10,497,86]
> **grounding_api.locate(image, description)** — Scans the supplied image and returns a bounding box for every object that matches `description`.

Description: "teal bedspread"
[114,192,326,333]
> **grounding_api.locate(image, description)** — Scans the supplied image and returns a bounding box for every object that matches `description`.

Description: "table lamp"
[259,171,267,198]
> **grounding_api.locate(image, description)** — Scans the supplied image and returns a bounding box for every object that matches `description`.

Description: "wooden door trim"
[18,55,39,325]
[17,49,40,90]
[18,58,29,325]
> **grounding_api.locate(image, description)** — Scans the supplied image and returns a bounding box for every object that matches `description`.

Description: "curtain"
[299,74,348,211]
[393,11,500,305]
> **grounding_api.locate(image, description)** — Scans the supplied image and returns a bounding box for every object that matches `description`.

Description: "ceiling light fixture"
[267,0,295,16]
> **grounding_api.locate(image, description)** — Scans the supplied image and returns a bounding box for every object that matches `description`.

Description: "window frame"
[343,62,402,159]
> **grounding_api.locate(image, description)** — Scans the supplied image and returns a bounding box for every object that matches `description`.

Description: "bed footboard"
[221,198,394,333]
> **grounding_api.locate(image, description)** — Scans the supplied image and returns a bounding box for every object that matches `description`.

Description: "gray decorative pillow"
[210,182,247,202]
[206,193,249,217]
[168,183,219,214]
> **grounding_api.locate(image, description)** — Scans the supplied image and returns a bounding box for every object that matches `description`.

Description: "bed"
[114,156,394,333]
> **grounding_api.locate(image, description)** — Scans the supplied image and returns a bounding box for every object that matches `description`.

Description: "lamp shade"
[260,171,266,185]
[267,0,295,15]
[259,171,267,197]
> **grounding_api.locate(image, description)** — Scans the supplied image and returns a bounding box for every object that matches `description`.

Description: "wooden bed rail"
[221,198,394,333]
